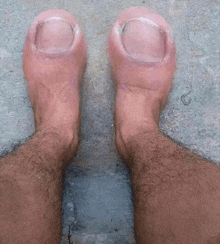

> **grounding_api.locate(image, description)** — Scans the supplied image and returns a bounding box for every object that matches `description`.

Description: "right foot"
[23,9,87,155]
[107,7,176,160]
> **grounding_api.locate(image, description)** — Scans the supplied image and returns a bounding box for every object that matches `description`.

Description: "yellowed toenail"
[121,18,166,62]
[35,18,75,53]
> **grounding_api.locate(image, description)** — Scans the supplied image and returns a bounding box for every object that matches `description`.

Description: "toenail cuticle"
[120,18,159,34]
[43,17,76,33]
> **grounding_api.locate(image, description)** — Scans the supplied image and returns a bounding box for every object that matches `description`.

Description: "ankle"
[116,128,160,168]
[116,97,159,137]
[115,86,161,159]
[115,115,159,162]
[36,127,79,164]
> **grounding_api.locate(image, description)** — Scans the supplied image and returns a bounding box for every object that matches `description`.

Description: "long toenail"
[35,17,75,53]
[121,18,166,62]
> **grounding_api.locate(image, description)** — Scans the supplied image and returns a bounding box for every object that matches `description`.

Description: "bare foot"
[23,9,87,154]
[107,6,176,160]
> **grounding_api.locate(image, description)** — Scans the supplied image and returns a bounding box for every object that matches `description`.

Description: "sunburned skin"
[108,6,176,160]
[23,9,87,145]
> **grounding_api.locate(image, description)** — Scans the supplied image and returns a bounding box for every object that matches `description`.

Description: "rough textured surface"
[0,0,219,243]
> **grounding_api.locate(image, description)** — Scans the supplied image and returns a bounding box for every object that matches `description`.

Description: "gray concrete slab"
[0,0,219,243]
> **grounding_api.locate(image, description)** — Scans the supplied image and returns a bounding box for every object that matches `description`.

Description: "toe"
[121,18,166,62]
[35,17,75,54]
[108,6,175,64]
[24,9,86,57]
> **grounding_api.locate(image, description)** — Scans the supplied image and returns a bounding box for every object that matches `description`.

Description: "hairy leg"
[127,131,220,244]
[108,7,220,244]
[0,130,74,244]
[0,9,87,244]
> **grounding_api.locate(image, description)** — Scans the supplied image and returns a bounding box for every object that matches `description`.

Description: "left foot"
[107,7,176,160]
[23,9,87,152]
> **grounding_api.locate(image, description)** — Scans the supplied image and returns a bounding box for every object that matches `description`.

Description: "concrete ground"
[0,0,219,243]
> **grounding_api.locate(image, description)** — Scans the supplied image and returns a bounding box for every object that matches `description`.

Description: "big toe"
[121,18,166,62]
[35,17,75,53]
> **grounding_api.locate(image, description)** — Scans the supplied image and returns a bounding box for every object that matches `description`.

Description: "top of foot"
[23,9,87,151]
[108,6,176,107]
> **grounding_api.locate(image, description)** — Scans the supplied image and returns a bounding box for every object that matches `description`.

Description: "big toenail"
[35,17,75,53]
[121,18,165,62]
